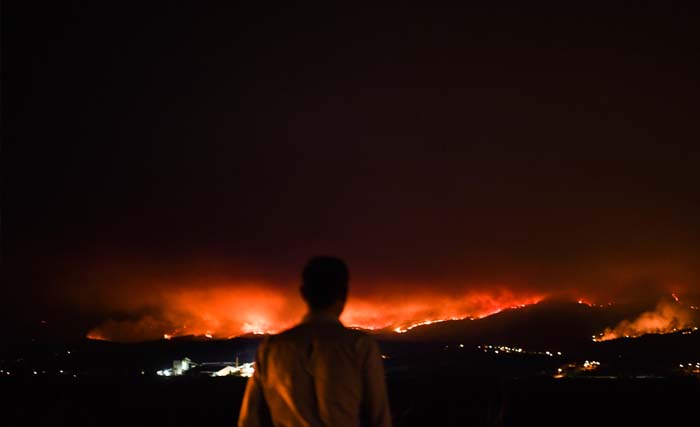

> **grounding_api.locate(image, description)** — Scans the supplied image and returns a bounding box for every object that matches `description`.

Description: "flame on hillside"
[392,303,535,333]
[85,285,543,342]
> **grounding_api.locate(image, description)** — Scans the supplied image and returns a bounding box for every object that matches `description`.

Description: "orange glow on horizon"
[84,279,699,343]
[85,283,545,342]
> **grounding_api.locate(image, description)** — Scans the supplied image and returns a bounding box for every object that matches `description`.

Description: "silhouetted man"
[238,256,391,427]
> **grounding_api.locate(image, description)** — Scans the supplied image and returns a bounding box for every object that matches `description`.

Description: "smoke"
[86,284,297,342]
[596,300,698,341]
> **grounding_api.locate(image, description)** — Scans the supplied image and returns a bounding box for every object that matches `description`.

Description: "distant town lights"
[481,344,561,357]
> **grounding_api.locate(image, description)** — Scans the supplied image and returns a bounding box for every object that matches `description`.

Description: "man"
[238,256,392,427]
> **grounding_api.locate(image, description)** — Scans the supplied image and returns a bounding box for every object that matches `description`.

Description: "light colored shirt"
[238,312,392,427]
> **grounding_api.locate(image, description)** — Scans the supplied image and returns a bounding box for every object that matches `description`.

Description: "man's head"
[300,256,349,316]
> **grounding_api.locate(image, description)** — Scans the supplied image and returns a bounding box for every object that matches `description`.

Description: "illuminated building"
[173,357,192,376]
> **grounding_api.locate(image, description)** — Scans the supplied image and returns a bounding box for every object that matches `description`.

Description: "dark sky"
[5,4,700,340]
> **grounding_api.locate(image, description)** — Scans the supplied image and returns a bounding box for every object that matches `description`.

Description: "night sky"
[5,4,700,341]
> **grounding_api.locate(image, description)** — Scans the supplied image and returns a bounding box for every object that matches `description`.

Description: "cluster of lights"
[678,362,700,376]
[158,363,255,378]
[553,360,601,378]
[478,345,562,357]
[156,369,173,377]
[212,362,255,378]
[442,344,467,349]
[677,362,700,377]
[577,300,613,308]
[157,357,255,378]
[25,370,79,378]
[1,349,77,379]
[582,360,601,369]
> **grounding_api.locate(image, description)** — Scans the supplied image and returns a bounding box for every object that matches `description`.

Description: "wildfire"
[85,285,544,342]
[594,299,699,341]
[86,331,107,341]
[393,317,468,334]
[356,294,543,334]
[393,303,540,333]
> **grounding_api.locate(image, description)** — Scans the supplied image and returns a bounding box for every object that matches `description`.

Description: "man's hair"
[301,256,349,310]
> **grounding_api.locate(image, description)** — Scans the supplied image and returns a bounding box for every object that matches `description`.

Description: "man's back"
[238,313,391,427]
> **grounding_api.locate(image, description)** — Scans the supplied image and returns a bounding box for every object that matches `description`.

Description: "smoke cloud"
[596,300,699,341]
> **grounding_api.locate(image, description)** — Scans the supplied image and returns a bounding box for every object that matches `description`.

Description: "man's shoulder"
[267,323,307,341]
[267,322,374,344]
[346,328,380,350]
[342,326,374,341]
